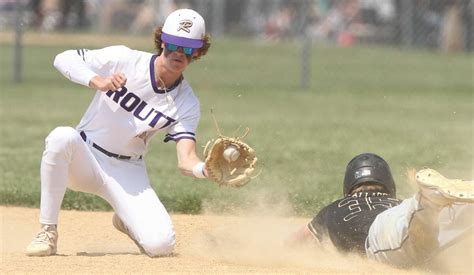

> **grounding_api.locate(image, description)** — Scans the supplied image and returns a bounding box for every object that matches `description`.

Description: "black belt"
[80,131,142,160]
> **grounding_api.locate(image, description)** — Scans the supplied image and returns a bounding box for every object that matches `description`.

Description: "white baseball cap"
[161,9,205,49]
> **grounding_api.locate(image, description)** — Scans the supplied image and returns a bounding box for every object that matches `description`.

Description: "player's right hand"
[89,73,127,92]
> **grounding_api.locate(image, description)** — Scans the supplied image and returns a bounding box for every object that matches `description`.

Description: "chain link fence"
[1,0,472,52]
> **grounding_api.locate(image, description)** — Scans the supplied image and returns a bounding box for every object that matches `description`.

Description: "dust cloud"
[183,189,408,273]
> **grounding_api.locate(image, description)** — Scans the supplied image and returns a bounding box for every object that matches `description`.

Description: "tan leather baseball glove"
[203,113,258,187]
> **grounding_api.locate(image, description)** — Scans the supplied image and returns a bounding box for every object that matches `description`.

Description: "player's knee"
[47,126,80,142]
[141,231,176,257]
[45,127,81,150]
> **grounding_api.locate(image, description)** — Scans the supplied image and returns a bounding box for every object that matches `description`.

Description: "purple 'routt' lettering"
[105,87,128,102]
[133,101,155,120]
[120,92,141,112]
[105,86,176,129]
[148,111,175,128]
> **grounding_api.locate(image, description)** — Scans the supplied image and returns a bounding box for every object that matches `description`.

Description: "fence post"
[300,0,311,90]
[196,0,209,24]
[399,0,414,47]
[14,0,23,83]
[211,0,225,36]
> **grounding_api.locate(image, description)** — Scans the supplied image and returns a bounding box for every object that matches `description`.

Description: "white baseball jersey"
[53,45,200,157]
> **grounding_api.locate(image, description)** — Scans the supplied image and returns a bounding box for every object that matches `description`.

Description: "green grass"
[0,36,472,216]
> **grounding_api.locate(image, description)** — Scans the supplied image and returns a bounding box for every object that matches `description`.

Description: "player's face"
[162,43,199,73]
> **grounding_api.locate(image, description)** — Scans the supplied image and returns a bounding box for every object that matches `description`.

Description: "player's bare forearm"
[284,225,314,248]
[89,73,127,92]
[176,139,207,178]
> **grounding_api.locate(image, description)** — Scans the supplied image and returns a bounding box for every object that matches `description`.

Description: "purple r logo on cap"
[177,20,193,33]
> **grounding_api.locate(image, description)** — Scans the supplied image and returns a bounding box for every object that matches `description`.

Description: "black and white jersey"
[308,192,401,253]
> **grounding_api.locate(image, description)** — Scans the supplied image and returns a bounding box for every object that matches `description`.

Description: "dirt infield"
[3,206,472,274]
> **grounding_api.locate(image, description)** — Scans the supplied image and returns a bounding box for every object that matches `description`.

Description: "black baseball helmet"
[343,153,396,197]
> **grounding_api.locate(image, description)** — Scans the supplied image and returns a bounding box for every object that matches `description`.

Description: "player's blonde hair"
[153,27,211,61]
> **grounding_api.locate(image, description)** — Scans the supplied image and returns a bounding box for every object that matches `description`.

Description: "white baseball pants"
[39,126,175,256]
[365,194,473,267]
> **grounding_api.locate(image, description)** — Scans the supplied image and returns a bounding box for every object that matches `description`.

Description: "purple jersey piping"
[164,132,196,143]
[149,55,160,93]
[149,54,183,94]
[149,54,162,94]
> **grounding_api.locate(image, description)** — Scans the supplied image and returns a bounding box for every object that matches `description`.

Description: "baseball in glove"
[203,112,258,187]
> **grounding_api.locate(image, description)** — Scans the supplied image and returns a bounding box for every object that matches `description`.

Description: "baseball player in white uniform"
[26,9,211,257]
[287,153,474,268]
